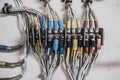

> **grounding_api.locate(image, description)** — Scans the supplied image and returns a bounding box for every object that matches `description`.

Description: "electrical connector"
[53,38,59,51]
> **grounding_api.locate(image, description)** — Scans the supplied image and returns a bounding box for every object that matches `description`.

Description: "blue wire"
[60,47,64,55]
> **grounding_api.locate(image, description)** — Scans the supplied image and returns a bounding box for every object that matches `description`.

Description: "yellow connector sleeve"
[34,16,39,34]
[34,16,38,25]
[67,20,71,29]
[0,61,6,66]
[34,16,39,25]
[72,20,76,28]
[73,39,78,51]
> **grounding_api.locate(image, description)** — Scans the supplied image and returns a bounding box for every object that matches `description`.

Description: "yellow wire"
[76,47,83,58]
[37,41,41,52]
[67,48,70,56]
[80,47,83,55]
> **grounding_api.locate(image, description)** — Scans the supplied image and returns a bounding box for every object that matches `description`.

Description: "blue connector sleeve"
[47,19,52,29]
[53,20,59,29]
[60,47,64,55]
[0,45,6,50]
[53,39,59,51]
[58,20,63,29]
[39,17,45,32]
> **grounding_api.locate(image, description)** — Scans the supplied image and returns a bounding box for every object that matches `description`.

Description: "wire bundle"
[0,0,45,79]
[0,2,27,80]
[61,0,104,80]
[0,0,104,80]
[37,0,65,80]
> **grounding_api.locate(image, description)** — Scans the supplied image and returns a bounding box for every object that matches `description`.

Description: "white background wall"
[0,0,120,80]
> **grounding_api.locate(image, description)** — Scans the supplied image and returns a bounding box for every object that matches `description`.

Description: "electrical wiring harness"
[0,0,45,79]
[35,0,65,80]
[61,0,104,80]
[0,0,104,80]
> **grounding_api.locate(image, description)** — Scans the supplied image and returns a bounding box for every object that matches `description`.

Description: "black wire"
[69,6,75,18]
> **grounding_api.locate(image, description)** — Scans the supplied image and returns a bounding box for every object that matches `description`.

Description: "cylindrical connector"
[89,20,93,28]
[71,20,76,33]
[34,17,39,25]
[58,20,63,30]
[34,17,39,40]
[39,17,45,32]
[83,20,89,28]
[72,39,78,51]
[47,19,52,30]
[66,20,71,33]
[96,35,102,49]
[53,20,59,33]
[60,47,64,55]
[53,39,59,51]
[94,20,99,28]
[97,38,101,49]
[53,20,59,29]
[67,20,71,29]
[71,20,76,29]
[0,61,6,66]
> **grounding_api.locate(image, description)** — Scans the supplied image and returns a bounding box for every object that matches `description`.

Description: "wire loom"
[0,0,104,80]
